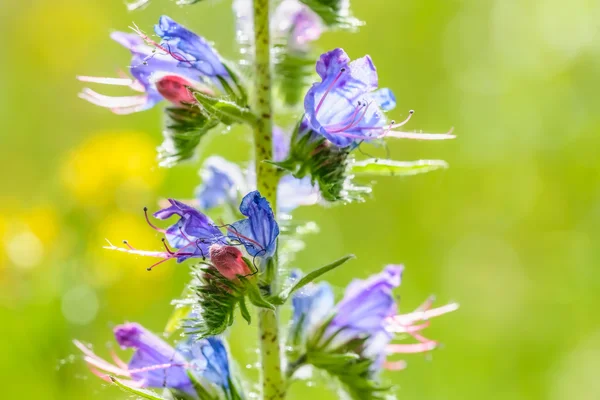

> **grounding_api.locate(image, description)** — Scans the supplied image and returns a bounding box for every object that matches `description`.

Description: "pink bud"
[209,245,252,280]
[154,75,198,106]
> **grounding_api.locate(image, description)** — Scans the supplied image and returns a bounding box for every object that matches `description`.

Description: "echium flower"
[106,190,278,270]
[288,265,458,398]
[78,16,239,114]
[106,191,278,336]
[74,323,243,399]
[304,48,454,148]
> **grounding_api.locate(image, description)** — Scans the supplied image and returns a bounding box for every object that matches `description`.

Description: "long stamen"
[127,362,189,374]
[387,341,438,354]
[358,110,414,130]
[144,207,166,233]
[327,102,372,134]
[224,226,265,251]
[130,24,194,67]
[386,127,456,140]
[315,68,346,115]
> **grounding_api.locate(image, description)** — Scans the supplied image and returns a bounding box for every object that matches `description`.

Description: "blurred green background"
[1,0,599,399]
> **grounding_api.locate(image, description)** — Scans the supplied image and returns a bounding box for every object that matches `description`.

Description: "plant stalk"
[252,0,285,399]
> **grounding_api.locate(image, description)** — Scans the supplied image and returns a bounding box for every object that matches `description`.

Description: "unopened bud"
[154,74,198,106]
[209,244,252,280]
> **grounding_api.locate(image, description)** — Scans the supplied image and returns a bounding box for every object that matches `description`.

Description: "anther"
[341,67,346,72]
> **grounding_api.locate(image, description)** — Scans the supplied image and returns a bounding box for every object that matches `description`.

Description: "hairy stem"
[252,0,285,399]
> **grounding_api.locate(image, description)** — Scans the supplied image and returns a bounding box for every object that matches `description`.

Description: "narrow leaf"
[238,296,252,324]
[109,376,165,400]
[279,254,355,301]
[185,370,218,400]
[351,159,448,176]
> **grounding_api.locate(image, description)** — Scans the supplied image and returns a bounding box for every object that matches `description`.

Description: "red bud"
[154,75,198,106]
[209,245,252,280]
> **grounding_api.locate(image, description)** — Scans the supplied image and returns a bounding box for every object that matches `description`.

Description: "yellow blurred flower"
[61,131,164,206]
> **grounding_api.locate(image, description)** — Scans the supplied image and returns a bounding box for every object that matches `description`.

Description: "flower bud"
[209,244,252,280]
[154,74,198,106]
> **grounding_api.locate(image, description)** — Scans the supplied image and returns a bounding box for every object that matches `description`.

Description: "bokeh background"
[2,0,600,399]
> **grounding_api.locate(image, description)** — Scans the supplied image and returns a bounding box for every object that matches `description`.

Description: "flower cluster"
[74,2,458,399]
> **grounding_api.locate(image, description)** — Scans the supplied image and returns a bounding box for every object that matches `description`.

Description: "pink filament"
[387,341,438,354]
[315,68,345,115]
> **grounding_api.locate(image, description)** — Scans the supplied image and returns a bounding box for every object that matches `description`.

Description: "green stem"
[252,0,285,399]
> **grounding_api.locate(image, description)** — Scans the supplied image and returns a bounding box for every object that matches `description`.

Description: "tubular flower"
[304,48,455,147]
[77,16,233,114]
[105,191,278,270]
[290,265,459,373]
[74,323,240,398]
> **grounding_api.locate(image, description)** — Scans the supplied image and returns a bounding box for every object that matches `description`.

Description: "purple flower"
[233,0,323,53]
[105,191,279,269]
[303,48,402,147]
[272,0,324,51]
[227,191,279,257]
[291,265,459,372]
[78,16,229,114]
[74,323,236,396]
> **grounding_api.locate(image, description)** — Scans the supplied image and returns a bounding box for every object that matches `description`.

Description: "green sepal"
[221,62,249,106]
[158,106,219,167]
[275,254,355,304]
[193,91,256,127]
[274,122,366,202]
[238,296,252,324]
[109,376,165,400]
[351,158,449,176]
[187,265,244,338]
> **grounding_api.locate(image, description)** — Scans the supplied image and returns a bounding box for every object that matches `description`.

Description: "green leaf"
[351,159,449,176]
[109,376,165,400]
[278,254,355,302]
[193,91,257,126]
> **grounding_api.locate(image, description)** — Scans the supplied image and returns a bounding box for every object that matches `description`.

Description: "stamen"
[110,349,129,370]
[123,240,135,250]
[223,225,265,251]
[127,362,189,374]
[387,341,438,354]
[384,360,407,371]
[327,102,372,134]
[161,238,175,255]
[130,24,194,67]
[386,127,456,141]
[144,207,166,233]
[315,68,346,115]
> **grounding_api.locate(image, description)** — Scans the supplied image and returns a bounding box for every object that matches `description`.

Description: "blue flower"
[154,16,232,87]
[78,16,230,114]
[291,265,459,373]
[74,323,238,397]
[291,279,335,342]
[106,191,280,268]
[153,199,227,262]
[304,48,402,147]
[227,191,280,258]
[194,156,247,210]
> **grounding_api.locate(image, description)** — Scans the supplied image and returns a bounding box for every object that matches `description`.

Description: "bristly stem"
[252,0,285,399]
